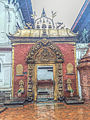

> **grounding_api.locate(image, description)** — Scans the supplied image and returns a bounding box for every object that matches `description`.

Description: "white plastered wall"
[0,0,24,91]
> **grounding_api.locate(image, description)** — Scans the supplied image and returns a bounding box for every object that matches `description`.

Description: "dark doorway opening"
[37,66,54,102]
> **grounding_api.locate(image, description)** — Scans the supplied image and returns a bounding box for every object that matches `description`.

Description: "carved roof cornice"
[9,28,77,38]
[8,28,77,44]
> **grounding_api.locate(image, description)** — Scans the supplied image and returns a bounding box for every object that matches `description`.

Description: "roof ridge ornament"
[41,8,46,17]
[51,11,56,19]
[8,9,78,39]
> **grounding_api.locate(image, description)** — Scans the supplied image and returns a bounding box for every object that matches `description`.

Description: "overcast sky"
[32,0,85,29]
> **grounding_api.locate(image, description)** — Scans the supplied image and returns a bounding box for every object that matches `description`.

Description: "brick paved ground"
[0,102,90,120]
[0,107,7,113]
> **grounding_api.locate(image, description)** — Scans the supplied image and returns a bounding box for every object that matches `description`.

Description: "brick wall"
[13,44,34,98]
[56,44,77,97]
[13,43,77,98]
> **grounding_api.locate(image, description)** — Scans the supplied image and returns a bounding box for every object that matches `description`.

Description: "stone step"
[37,98,54,102]
[65,97,84,105]
[4,98,26,106]
[0,90,11,102]
[0,103,4,107]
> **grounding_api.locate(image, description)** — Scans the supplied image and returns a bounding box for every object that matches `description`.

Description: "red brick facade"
[78,44,90,103]
[13,43,77,99]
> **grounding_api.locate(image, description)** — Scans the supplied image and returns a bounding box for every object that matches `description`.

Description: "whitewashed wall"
[0,50,12,88]
[0,0,24,92]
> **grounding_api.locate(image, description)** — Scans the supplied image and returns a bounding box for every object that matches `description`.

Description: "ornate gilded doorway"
[27,40,64,101]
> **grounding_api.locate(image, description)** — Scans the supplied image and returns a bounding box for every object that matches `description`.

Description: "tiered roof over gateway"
[9,9,77,43]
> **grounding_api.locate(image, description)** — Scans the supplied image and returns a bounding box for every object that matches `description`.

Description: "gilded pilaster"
[12,46,15,97]
[74,44,79,95]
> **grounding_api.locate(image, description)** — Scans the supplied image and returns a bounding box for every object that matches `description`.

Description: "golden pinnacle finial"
[43,38,47,41]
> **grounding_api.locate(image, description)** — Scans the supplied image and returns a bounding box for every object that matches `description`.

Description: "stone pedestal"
[78,44,90,103]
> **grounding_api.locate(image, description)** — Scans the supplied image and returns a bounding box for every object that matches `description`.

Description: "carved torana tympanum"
[27,40,64,64]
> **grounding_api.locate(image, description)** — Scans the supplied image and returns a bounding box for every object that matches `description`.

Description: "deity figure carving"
[18,80,24,97]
